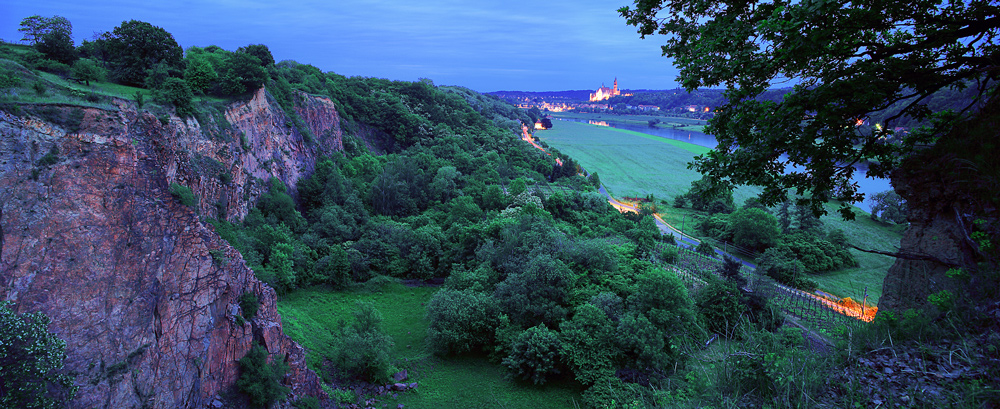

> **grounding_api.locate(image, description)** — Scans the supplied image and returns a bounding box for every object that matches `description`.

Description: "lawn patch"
[278,284,583,408]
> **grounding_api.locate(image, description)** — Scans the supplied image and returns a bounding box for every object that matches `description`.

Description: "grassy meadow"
[278,283,583,408]
[534,119,903,305]
[534,119,758,204]
[1,42,228,111]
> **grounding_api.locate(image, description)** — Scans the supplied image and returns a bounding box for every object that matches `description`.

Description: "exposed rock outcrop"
[0,88,340,408]
[879,101,999,313]
[878,167,967,312]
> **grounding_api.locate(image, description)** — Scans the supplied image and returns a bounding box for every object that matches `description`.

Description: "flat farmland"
[535,119,761,203]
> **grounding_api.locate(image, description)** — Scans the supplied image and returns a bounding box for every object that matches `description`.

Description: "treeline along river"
[556,117,892,213]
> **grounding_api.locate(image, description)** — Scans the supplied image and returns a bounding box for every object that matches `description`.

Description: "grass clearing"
[278,283,438,371]
[1,55,230,114]
[278,283,583,408]
[38,71,144,100]
[396,355,582,409]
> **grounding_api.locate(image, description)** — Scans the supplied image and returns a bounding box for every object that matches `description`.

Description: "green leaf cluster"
[237,345,289,408]
[330,302,395,382]
[0,302,76,409]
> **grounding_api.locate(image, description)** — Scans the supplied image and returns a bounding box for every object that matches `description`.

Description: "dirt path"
[783,314,835,354]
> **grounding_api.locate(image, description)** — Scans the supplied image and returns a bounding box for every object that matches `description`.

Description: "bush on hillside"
[426,288,500,355]
[330,302,395,382]
[239,292,259,321]
[237,345,289,408]
[154,77,195,118]
[169,182,198,208]
[502,325,564,385]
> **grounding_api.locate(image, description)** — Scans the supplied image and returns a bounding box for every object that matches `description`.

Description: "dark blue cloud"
[1,0,681,91]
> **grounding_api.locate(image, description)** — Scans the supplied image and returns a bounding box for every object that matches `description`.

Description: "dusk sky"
[1,0,684,92]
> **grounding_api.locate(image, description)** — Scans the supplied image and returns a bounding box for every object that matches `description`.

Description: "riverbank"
[551,111,708,133]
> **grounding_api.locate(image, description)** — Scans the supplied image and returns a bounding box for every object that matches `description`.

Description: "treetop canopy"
[620,0,1000,218]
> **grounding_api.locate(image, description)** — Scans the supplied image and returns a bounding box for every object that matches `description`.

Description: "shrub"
[581,377,648,409]
[31,80,46,96]
[156,78,195,118]
[36,146,59,167]
[588,292,625,322]
[426,288,500,355]
[312,246,351,289]
[559,304,617,385]
[169,182,199,208]
[71,59,105,86]
[715,329,828,407]
[0,302,77,409]
[66,108,84,133]
[34,60,71,76]
[730,207,781,252]
[291,396,320,409]
[0,69,21,89]
[673,194,687,208]
[627,268,703,349]
[659,244,678,263]
[493,254,572,328]
[662,233,677,245]
[502,325,564,385]
[696,241,714,256]
[616,312,672,372]
[239,292,259,321]
[237,345,289,408]
[757,246,816,291]
[328,388,357,405]
[699,214,732,242]
[331,302,395,382]
[695,278,747,336]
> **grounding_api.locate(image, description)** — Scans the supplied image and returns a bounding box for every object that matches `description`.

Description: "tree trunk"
[879,102,1000,314]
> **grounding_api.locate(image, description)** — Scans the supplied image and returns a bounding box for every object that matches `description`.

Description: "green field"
[534,119,903,305]
[278,283,583,408]
[812,204,906,305]
[535,119,758,204]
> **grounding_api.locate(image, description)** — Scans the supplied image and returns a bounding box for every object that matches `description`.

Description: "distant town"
[488,79,721,119]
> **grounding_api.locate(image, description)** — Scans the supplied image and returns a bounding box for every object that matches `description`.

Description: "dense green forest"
[2,11,998,409]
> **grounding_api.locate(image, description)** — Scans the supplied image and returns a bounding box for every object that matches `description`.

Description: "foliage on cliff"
[0,302,76,409]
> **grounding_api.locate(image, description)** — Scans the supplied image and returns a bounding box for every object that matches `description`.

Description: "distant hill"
[488,89,680,102]
[488,90,594,101]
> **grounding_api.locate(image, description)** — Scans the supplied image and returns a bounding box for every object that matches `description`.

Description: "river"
[556,117,892,213]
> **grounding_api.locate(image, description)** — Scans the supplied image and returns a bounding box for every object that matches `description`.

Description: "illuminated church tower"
[589,78,624,102]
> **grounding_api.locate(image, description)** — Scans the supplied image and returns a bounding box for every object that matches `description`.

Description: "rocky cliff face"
[0,88,341,408]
